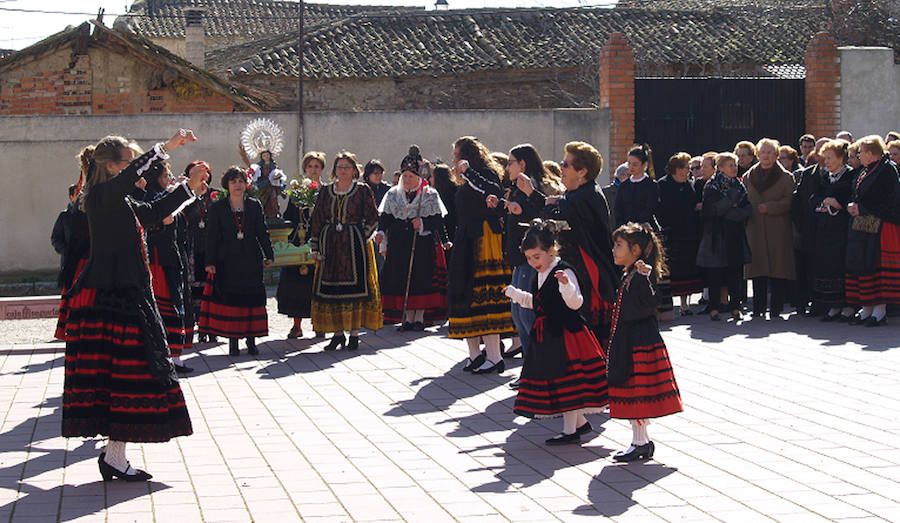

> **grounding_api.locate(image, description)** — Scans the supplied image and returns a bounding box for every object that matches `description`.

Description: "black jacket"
[205,197,274,299]
[51,203,74,256]
[76,147,193,291]
[453,167,504,240]
[501,185,548,266]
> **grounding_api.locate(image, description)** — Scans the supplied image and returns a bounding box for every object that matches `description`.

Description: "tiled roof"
[113,0,421,38]
[0,49,13,60]
[206,5,837,80]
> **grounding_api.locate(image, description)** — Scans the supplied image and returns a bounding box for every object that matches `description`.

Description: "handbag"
[851,215,882,234]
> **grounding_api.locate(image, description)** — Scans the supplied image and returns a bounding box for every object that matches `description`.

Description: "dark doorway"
[634,78,805,174]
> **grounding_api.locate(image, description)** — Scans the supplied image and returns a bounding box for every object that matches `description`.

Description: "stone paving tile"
[0,301,899,521]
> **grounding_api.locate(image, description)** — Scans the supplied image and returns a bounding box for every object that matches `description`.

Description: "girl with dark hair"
[54,154,93,341]
[308,152,382,350]
[615,144,660,230]
[448,137,515,374]
[142,161,192,373]
[657,152,702,314]
[608,222,683,462]
[63,129,205,481]
[496,144,562,379]
[199,166,274,356]
[430,163,458,243]
[364,159,391,207]
[505,220,609,445]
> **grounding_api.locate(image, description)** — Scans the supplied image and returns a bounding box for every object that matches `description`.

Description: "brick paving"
[1,299,899,522]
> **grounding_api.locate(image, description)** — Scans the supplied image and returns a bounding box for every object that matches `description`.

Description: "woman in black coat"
[657,153,702,314]
[199,166,274,355]
[696,153,752,321]
[63,129,206,482]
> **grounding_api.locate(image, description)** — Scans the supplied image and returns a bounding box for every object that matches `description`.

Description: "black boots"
[229,338,239,356]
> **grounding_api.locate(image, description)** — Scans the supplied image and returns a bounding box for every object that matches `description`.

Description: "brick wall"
[598,32,635,171]
[805,31,841,139]
[0,44,244,115]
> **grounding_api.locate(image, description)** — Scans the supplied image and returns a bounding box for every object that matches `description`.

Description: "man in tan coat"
[744,138,796,317]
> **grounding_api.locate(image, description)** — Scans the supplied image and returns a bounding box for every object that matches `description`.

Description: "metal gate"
[634,78,805,173]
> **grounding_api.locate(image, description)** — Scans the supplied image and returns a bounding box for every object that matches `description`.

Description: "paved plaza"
[1,300,899,522]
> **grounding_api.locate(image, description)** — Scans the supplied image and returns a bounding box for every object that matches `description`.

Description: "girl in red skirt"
[199,166,274,356]
[608,222,683,462]
[505,220,609,446]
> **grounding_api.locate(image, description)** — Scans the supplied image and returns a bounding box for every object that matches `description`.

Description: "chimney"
[183,7,205,68]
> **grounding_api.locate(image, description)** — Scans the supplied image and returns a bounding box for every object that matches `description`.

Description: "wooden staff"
[401,181,426,323]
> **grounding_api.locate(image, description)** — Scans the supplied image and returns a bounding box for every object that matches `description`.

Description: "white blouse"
[504,258,584,310]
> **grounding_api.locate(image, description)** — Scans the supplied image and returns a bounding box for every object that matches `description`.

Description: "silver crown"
[240,118,285,159]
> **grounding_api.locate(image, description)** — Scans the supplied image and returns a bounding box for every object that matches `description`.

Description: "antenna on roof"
[96,7,105,26]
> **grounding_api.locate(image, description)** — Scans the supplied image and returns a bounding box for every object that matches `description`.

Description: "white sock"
[562,412,578,435]
[479,334,502,368]
[414,310,425,323]
[841,306,855,317]
[631,419,650,445]
[827,308,840,318]
[466,337,482,360]
[172,356,184,366]
[104,440,135,475]
[576,412,587,427]
[703,288,709,300]
[858,306,874,320]
[872,304,887,321]
[404,310,415,323]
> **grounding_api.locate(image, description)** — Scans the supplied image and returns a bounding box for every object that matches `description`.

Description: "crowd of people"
[48,125,898,482]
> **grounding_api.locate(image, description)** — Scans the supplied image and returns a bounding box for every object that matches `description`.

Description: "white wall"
[839,47,900,139]
[0,108,609,273]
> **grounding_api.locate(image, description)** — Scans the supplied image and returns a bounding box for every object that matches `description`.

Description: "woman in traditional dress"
[277,152,326,339]
[810,140,855,321]
[308,152,382,350]
[657,152,702,315]
[376,148,450,331]
[546,141,619,347]
[447,136,515,374]
[183,173,217,343]
[63,129,204,481]
[54,179,91,341]
[744,138,796,318]
[845,135,900,326]
[142,161,192,373]
[199,166,274,356]
[696,153,752,321]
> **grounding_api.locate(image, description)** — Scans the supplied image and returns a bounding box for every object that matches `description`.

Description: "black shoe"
[462,351,486,372]
[575,421,593,436]
[314,331,325,338]
[98,454,152,482]
[346,335,359,350]
[198,333,208,343]
[864,316,887,327]
[821,312,839,322]
[508,377,521,390]
[174,363,193,374]
[209,335,218,343]
[246,337,259,356]
[681,309,694,316]
[838,314,852,323]
[411,321,425,332]
[397,322,412,332]
[471,359,505,374]
[731,309,742,321]
[710,311,720,321]
[546,432,580,446]
[847,314,866,325]
[324,333,346,351]
[502,344,523,359]
[287,326,303,339]
[613,441,655,462]
[229,339,239,356]
[698,305,711,315]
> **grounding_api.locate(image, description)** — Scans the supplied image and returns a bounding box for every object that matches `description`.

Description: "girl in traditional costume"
[608,222,683,462]
[505,221,609,446]
[199,166,274,356]
[63,129,204,481]
[376,147,450,331]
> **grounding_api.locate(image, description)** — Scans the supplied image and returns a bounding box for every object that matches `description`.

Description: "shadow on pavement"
[577,462,677,517]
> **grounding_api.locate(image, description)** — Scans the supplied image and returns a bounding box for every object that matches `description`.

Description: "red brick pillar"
[599,32,635,180]
[805,32,840,139]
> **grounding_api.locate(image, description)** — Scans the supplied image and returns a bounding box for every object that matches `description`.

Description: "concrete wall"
[839,47,900,138]
[0,108,609,274]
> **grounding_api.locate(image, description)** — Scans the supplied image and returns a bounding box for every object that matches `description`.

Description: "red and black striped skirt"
[55,257,88,341]
[608,335,683,420]
[197,274,268,338]
[62,286,193,442]
[149,262,186,357]
[846,222,900,305]
[514,327,609,418]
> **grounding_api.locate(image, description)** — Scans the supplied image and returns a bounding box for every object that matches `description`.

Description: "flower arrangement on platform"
[287,177,320,208]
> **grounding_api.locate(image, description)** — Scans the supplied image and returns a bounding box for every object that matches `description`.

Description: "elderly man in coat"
[744,138,796,317]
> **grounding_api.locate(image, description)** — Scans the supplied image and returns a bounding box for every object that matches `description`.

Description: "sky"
[0,0,598,50]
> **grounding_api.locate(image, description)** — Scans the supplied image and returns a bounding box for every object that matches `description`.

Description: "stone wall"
[839,46,900,139]
[0,108,609,274]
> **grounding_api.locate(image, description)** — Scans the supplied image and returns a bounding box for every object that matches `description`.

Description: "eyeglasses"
[560,160,570,169]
